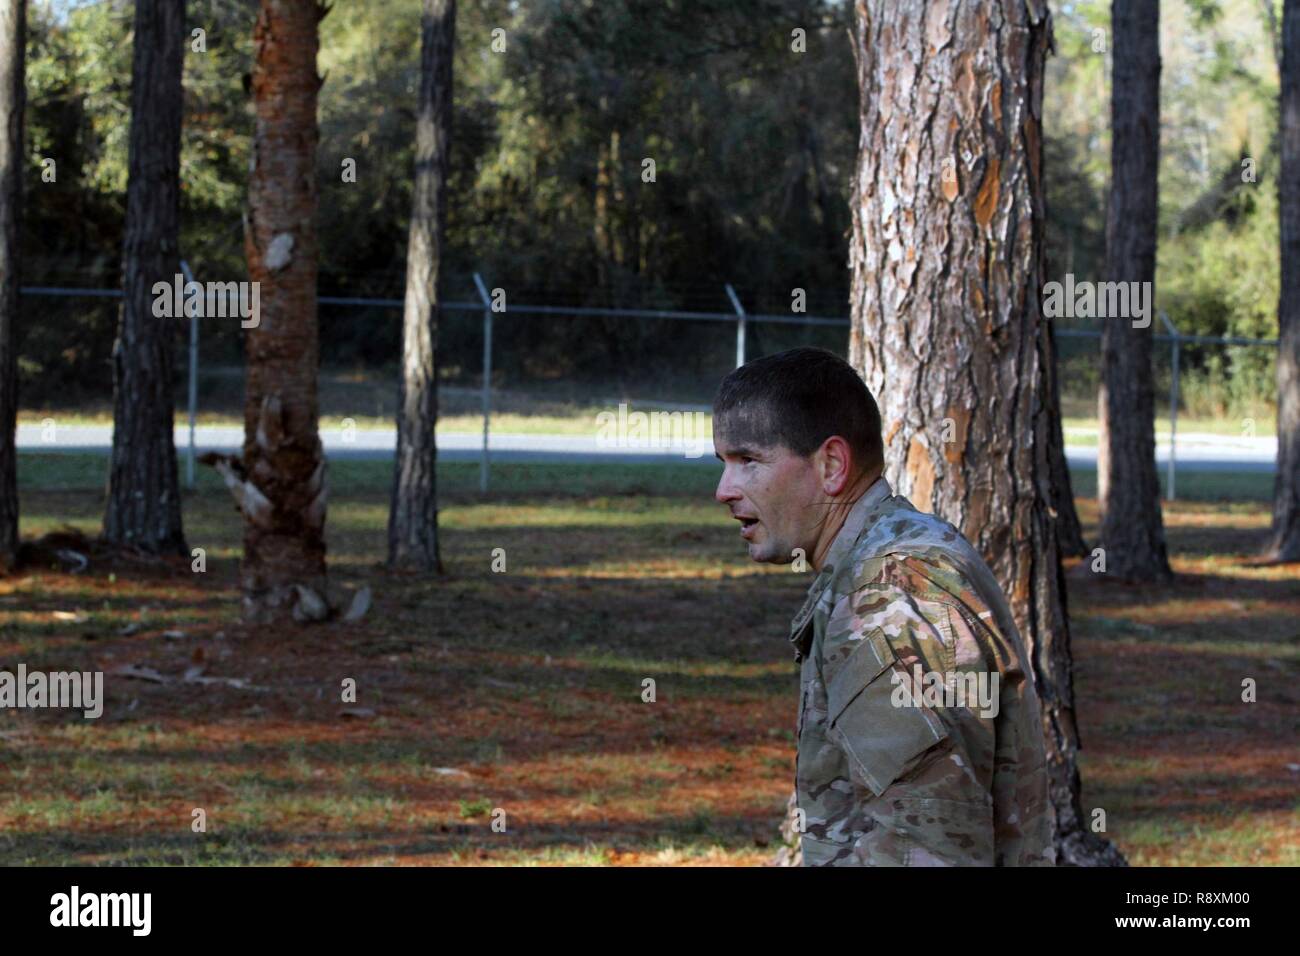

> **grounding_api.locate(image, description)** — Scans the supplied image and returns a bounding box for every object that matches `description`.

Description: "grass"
[1059,395,1277,440]
[18,379,698,436]
[20,388,1279,442]
[1067,467,1276,503]
[0,454,1295,866]
[18,409,631,436]
[15,453,1278,504]
[1060,421,1276,446]
[16,454,726,499]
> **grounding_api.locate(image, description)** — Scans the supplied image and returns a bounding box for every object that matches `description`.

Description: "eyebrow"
[715,446,761,462]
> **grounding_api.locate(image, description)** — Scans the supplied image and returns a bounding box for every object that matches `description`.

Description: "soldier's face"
[713,426,822,564]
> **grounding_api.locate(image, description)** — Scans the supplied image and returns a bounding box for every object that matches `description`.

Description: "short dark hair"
[712,346,883,470]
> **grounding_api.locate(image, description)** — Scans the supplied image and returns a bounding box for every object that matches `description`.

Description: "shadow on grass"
[0,809,779,866]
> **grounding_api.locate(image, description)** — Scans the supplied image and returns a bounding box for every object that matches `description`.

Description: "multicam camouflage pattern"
[789,477,1054,866]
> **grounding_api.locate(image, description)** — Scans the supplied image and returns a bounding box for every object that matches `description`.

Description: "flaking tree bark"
[103,0,187,556]
[1097,0,1171,582]
[388,0,455,572]
[844,0,1124,866]
[210,0,329,622]
[1270,0,1300,562]
[0,0,23,573]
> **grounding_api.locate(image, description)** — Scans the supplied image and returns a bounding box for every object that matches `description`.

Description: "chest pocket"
[825,629,949,797]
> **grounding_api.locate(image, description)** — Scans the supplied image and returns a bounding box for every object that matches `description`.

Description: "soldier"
[712,347,1054,866]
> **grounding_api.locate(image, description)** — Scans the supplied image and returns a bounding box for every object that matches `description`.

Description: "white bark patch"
[265,232,295,272]
[343,587,372,622]
[56,549,88,574]
[208,456,274,528]
[256,394,285,452]
[238,481,274,528]
[293,585,330,622]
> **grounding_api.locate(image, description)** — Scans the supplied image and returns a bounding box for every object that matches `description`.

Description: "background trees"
[1272,0,1300,561]
[0,0,22,573]
[12,1,1286,436]
[17,0,859,408]
[1097,0,1171,582]
[102,0,186,555]
[228,0,328,621]
[388,0,455,572]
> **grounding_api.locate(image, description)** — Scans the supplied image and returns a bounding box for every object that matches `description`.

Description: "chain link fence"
[18,275,1280,497]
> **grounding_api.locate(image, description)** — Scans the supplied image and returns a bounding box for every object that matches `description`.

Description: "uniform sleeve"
[820,588,999,866]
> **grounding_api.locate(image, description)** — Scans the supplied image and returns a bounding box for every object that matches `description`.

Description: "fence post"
[725,283,746,367]
[1159,310,1179,501]
[180,260,198,490]
[472,272,493,493]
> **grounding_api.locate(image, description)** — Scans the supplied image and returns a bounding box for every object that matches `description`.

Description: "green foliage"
[22,0,257,402]
[1046,0,1281,416]
[21,0,859,407]
[15,0,1287,417]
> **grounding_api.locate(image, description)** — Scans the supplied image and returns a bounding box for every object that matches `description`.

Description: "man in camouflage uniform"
[712,347,1053,866]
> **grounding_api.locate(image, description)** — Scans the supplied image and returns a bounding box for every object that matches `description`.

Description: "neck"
[810,469,882,572]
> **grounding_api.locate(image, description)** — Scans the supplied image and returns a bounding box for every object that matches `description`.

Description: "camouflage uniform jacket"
[790,477,1054,866]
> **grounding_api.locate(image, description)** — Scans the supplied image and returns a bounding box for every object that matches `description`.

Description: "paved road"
[15,423,1279,472]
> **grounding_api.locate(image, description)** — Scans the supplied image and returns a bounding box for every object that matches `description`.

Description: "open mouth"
[735,516,759,536]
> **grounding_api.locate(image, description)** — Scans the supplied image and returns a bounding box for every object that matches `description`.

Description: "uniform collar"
[788,476,893,646]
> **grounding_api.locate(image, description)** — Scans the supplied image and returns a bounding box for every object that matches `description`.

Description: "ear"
[817,435,854,496]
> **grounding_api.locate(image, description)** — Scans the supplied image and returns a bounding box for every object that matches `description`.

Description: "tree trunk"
[388,0,455,572]
[103,0,187,556]
[236,0,328,622]
[1046,319,1089,557]
[844,0,1124,866]
[1271,0,1300,562]
[0,0,23,573]
[1097,0,1171,582]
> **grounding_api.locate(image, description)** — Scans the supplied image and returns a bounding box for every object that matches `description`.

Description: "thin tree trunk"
[103,0,186,556]
[1097,0,1171,582]
[233,0,328,622]
[845,0,1124,866]
[1272,0,1300,562]
[388,0,455,571]
[0,0,23,573]
[1046,319,1089,557]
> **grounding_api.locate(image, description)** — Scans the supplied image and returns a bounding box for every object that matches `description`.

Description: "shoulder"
[860,496,968,554]
[823,545,999,683]
[820,551,942,683]
[827,538,981,622]
[853,545,984,606]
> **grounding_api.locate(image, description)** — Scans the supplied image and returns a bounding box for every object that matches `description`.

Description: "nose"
[715,464,741,505]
